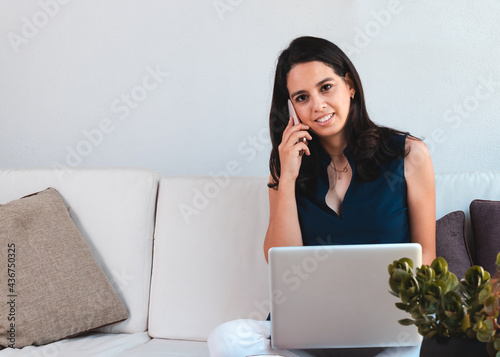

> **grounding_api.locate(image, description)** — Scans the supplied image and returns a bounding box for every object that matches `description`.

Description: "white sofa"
[0,168,499,357]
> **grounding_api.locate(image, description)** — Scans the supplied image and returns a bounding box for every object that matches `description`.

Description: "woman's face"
[286,61,354,141]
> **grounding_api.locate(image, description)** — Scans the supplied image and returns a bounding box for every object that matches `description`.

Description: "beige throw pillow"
[0,188,128,348]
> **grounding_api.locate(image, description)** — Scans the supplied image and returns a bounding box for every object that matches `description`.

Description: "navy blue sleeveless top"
[296,134,409,246]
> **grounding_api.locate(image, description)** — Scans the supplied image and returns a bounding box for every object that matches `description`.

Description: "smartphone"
[287,99,300,126]
[288,99,307,145]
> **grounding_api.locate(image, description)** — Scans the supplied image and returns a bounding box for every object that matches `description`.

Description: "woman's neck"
[319,134,348,156]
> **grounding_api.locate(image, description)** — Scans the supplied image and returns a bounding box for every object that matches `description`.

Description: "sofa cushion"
[0,332,150,356]
[435,210,472,279]
[148,177,270,341]
[120,338,209,357]
[0,168,161,334]
[0,188,128,348]
[470,199,500,275]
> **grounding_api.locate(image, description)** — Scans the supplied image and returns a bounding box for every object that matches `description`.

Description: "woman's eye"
[296,95,307,102]
[321,84,332,91]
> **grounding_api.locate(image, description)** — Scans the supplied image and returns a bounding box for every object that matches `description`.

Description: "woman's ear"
[345,73,355,91]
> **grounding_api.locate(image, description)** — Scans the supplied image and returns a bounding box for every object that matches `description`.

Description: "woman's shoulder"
[404,136,433,178]
[385,131,428,156]
[405,136,431,158]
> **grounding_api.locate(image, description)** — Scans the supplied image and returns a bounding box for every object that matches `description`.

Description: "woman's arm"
[404,137,436,266]
[263,117,311,263]
[263,176,303,263]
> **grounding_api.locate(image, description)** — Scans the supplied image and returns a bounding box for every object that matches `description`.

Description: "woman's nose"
[311,95,327,112]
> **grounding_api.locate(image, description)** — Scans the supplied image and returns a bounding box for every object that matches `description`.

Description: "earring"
[351,92,355,99]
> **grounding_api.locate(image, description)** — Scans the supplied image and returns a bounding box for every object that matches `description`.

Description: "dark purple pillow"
[470,200,500,275]
[436,210,473,279]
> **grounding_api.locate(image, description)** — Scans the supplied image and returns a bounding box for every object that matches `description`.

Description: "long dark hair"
[268,36,409,192]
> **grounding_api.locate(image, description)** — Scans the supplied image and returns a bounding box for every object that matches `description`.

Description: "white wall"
[1,0,499,177]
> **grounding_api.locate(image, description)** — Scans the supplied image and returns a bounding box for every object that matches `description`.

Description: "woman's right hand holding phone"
[278,117,312,183]
[265,116,310,262]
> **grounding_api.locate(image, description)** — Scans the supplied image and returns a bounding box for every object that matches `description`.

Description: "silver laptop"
[269,243,423,349]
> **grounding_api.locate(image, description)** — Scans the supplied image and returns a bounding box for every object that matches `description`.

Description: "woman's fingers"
[296,142,311,157]
[280,117,295,143]
[277,117,313,180]
[287,130,312,148]
[282,117,310,144]
[281,117,312,145]
[279,116,312,157]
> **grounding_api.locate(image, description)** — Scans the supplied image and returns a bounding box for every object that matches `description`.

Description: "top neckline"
[318,145,355,219]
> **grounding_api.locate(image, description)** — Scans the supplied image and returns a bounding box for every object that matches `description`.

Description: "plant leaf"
[431,257,449,276]
[389,290,399,297]
[425,330,438,339]
[461,314,471,332]
[483,294,499,316]
[475,319,493,343]
[398,318,415,326]
[395,302,408,311]
[494,336,500,350]
[478,285,493,303]
[415,317,431,326]
[443,272,459,291]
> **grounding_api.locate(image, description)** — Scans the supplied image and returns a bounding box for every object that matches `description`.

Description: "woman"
[208,36,435,357]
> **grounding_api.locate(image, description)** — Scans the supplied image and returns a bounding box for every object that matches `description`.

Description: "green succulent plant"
[388,252,500,357]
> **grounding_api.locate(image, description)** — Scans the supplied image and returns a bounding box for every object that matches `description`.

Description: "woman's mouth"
[315,113,334,125]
